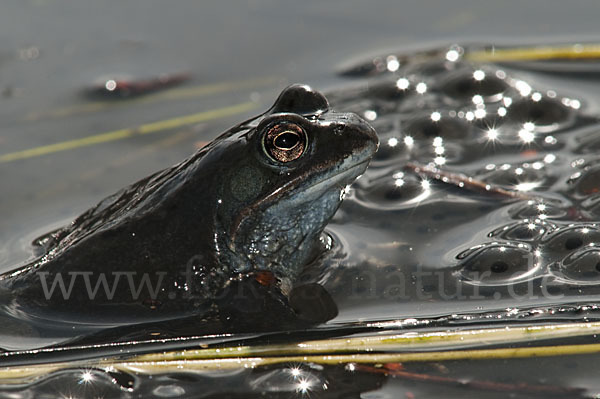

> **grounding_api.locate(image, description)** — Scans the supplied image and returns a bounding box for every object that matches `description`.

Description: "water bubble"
[458,243,538,284]
[550,248,600,284]
[153,385,186,397]
[354,173,432,210]
[508,97,570,126]
[488,221,546,241]
[543,226,600,255]
[575,166,600,196]
[440,68,507,100]
[404,114,472,140]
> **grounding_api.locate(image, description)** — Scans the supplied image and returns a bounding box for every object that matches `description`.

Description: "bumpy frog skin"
[0,84,378,325]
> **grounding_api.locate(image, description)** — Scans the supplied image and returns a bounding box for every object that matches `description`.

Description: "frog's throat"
[228,158,369,245]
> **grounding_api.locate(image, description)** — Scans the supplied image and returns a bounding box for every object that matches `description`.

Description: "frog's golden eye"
[263,122,307,163]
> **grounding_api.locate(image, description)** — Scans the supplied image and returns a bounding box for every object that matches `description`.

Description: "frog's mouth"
[257,157,370,210]
[300,158,371,198]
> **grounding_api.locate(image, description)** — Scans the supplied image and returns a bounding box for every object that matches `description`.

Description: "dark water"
[2,43,600,398]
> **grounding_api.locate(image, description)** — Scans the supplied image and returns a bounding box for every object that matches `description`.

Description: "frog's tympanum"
[0,84,378,330]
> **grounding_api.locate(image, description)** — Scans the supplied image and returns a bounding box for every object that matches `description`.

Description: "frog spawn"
[330,44,600,303]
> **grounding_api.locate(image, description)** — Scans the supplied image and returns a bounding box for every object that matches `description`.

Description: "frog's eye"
[263,122,307,163]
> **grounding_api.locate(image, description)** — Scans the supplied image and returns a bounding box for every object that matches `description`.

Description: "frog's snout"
[339,112,379,161]
[359,115,379,154]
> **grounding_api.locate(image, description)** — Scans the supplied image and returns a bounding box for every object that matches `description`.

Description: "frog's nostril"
[333,125,346,135]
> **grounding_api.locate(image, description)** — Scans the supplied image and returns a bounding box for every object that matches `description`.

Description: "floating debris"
[85,71,192,99]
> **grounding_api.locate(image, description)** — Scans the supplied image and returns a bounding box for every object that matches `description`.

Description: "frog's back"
[3,156,222,322]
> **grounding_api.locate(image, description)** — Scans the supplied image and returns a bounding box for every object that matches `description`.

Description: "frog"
[0,84,378,332]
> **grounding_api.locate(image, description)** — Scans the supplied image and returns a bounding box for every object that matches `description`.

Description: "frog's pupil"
[274,132,300,150]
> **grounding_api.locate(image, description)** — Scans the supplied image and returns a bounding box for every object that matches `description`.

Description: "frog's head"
[212,84,378,286]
